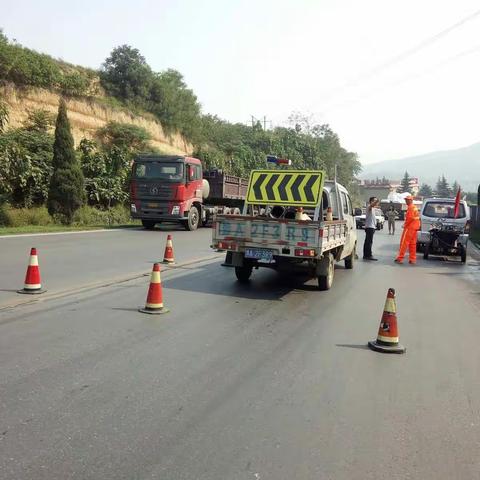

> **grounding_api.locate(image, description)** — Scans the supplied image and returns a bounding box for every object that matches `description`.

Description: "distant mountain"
[360,142,480,192]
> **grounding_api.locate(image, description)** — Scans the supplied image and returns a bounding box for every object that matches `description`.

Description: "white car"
[355,207,385,230]
[417,197,470,261]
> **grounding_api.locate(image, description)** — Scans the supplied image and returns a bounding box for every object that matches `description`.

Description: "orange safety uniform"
[396,203,420,263]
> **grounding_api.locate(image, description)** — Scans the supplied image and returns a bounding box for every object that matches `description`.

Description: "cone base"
[368,340,406,354]
[162,260,175,264]
[138,306,170,315]
[17,288,46,295]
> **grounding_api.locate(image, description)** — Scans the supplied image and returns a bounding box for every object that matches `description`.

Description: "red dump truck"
[130,155,248,230]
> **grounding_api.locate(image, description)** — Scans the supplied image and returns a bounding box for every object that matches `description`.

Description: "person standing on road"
[363,197,379,261]
[386,205,396,235]
[395,195,420,264]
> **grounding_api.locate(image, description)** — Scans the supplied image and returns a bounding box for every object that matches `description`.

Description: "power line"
[324,43,480,112]
[320,8,480,102]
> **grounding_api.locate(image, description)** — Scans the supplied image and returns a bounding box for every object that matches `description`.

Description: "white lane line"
[0,229,128,239]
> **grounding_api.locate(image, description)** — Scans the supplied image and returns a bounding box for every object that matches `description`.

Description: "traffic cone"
[138,263,169,314]
[368,288,405,353]
[17,247,46,294]
[163,234,175,264]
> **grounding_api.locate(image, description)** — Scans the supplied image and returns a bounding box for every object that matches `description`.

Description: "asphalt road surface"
[0,225,218,308]
[1,226,480,479]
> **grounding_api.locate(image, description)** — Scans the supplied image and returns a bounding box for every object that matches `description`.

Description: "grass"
[0,205,141,235]
[0,224,141,236]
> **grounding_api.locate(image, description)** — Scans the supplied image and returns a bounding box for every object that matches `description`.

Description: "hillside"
[360,143,480,192]
[0,83,192,155]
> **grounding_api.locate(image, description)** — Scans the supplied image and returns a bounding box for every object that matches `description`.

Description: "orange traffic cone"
[138,263,169,314]
[18,247,46,295]
[368,288,405,353]
[163,234,175,264]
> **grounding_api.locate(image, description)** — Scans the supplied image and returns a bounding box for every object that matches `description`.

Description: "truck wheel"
[142,220,156,230]
[184,206,199,231]
[460,247,467,263]
[423,245,429,260]
[344,247,355,269]
[318,254,334,291]
[235,265,253,283]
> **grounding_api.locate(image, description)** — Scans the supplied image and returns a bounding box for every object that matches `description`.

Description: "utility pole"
[250,115,270,130]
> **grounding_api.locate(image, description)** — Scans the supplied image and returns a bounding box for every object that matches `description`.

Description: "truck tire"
[318,253,334,291]
[344,247,355,269]
[142,220,156,230]
[460,246,467,264]
[184,206,199,231]
[423,244,429,260]
[235,265,253,283]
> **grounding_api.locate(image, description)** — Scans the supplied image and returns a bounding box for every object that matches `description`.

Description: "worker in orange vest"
[395,195,420,264]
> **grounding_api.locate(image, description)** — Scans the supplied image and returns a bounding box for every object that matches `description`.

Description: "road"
[0,225,218,308]
[1,225,480,479]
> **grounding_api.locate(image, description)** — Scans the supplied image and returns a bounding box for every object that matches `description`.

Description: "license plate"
[245,248,273,261]
[147,203,159,208]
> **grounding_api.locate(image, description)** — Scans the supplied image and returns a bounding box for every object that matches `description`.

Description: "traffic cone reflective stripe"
[368,288,405,353]
[163,235,175,264]
[139,263,169,314]
[145,268,163,309]
[18,247,46,294]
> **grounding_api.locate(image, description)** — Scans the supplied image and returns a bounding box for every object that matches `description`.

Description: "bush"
[0,206,53,227]
[72,205,132,226]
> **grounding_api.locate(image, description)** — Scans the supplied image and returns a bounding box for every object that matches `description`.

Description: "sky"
[2,0,480,165]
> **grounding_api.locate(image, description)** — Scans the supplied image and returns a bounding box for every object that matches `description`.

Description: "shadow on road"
[335,343,370,351]
[164,261,324,300]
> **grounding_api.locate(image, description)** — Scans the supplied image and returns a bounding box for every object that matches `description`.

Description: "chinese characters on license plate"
[245,248,273,262]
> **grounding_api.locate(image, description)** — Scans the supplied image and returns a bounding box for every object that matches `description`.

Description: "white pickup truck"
[212,173,357,290]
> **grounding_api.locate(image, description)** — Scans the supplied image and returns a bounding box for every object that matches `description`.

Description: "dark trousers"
[363,228,375,258]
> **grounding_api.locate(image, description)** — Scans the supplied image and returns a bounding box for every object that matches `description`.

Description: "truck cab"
[130,155,205,230]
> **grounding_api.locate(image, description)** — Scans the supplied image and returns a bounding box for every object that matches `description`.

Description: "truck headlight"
[130,203,137,213]
[171,205,180,215]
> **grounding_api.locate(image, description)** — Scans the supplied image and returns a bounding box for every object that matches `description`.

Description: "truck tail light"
[217,241,237,251]
[294,249,316,257]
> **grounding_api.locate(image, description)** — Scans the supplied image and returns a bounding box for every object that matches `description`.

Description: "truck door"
[340,190,355,257]
[185,163,203,207]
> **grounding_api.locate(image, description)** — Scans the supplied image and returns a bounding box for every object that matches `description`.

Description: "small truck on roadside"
[212,169,357,290]
[130,155,248,231]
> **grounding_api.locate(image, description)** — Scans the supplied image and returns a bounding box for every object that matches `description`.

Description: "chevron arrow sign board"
[246,170,325,206]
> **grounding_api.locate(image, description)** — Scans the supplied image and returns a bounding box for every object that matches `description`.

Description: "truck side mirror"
[188,165,195,182]
[354,208,362,216]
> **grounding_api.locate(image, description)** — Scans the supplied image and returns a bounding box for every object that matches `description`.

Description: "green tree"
[435,175,452,197]
[0,109,54,207]
[148,69,201,139]
[452,180,460,194]
[47,98,85,222]
[79,122,153,207]
[418,183,433,197]
[100,45,153,102]
[398,171,411,193]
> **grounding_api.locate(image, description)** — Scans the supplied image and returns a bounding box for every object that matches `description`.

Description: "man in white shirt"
[363,197,379,261]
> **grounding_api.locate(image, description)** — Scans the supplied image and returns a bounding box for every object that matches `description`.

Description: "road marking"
[0,253,224,314]
[0,229,125,239]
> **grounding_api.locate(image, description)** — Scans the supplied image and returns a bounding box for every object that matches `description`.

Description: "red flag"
[454,187,461,218]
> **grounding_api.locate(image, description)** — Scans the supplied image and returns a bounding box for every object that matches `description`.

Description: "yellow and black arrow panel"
[246,170,325,206]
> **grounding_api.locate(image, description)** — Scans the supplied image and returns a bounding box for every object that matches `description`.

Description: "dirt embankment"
[0,83,192,155]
